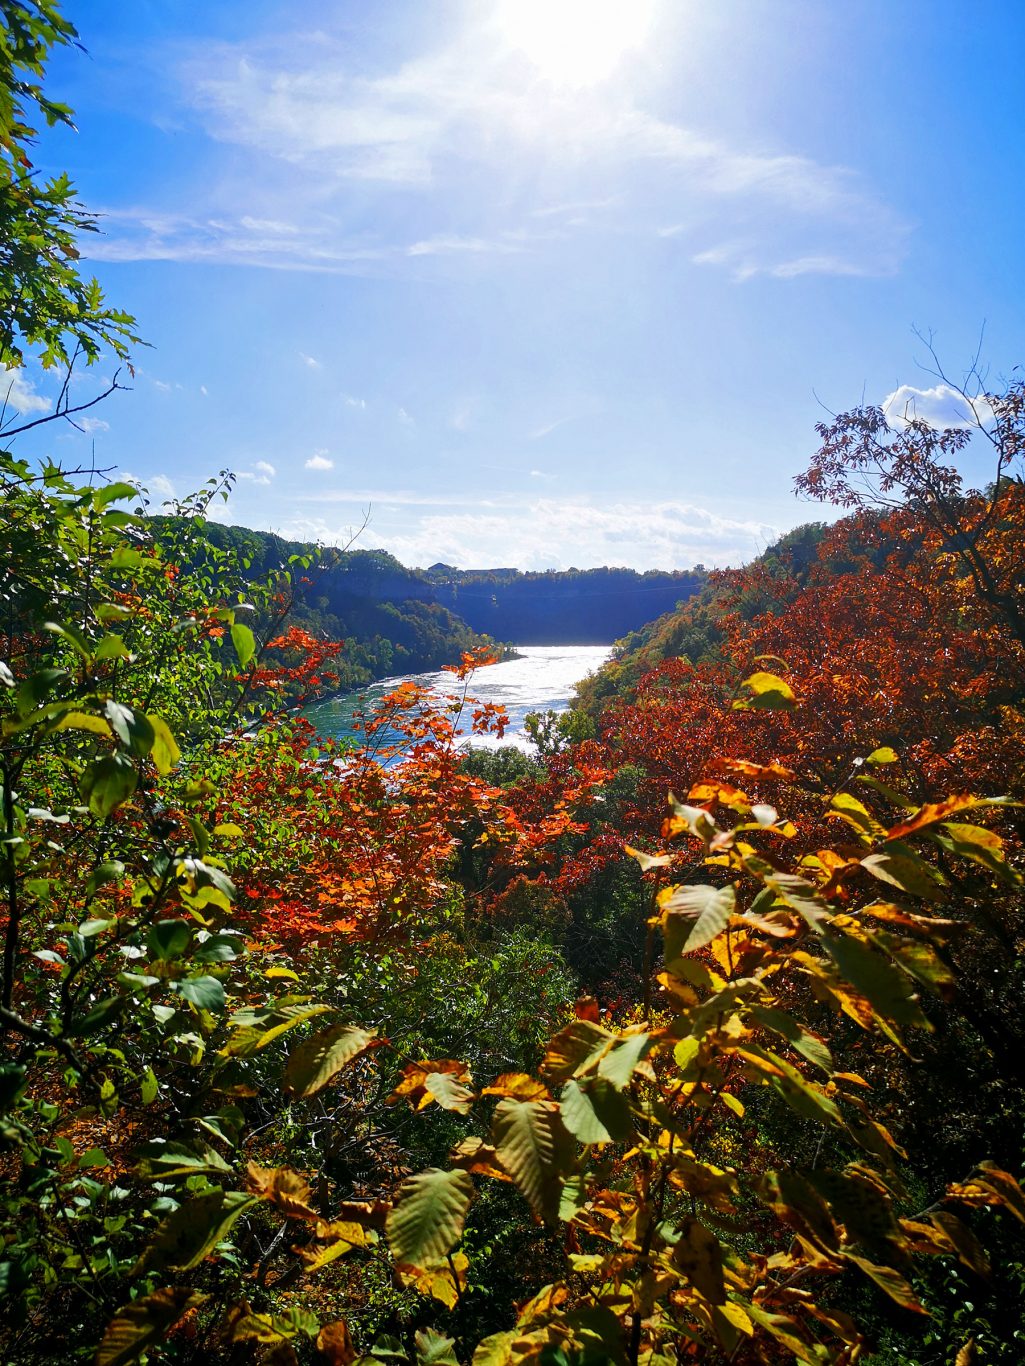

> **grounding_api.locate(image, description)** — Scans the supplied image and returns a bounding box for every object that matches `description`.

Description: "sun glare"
[496,0,655,88]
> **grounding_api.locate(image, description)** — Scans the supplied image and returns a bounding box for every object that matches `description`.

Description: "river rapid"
[307,644,612,752]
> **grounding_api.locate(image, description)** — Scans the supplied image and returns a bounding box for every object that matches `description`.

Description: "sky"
[11,0,1025,570]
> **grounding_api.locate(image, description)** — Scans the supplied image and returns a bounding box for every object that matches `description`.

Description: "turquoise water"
[307,644,611,752]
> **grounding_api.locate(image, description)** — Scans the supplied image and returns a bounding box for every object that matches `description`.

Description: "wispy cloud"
[238,458,277,486]
[529,416,572,440]
[406,234,523,257]
[299,351,320,369]
[91,10,909,282]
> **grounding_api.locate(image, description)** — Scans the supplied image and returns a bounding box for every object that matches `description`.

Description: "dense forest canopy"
[1,6,1024,1366]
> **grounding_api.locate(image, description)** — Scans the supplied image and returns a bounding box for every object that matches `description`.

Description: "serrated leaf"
[542,1019,615,1083]
[846,1253,926,1312]
[596,1031,652,1090]
[860,850,947,900]
[823,930,927,1029]
[284,1024,374,1098]
[661,884,735,955]
[386,1168,473,1267]
[492,1099,572,1223]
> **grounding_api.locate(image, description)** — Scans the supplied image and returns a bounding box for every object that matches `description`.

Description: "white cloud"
[344,394,366,409]
[153,378,172,392]
[238,458,276,486]
[305,450,334,471]
[0,364,50,417]
[276,495,776,572]
[200,384,209,396]
[148,474,175,498]
[78,416,110,434]
[89,15,908,282]
[299,351,320,369]
[397,406,414,426]
[881,384,995,431]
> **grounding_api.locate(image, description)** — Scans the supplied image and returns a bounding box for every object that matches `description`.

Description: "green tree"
[0,0,139,435]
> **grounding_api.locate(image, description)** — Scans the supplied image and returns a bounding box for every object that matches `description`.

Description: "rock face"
[425,566,706,643]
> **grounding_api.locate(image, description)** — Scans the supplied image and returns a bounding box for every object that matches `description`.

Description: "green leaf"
[560,1080,614,1144]
[147,920,192,961]
[95,634,131,661]
[386,1168,474,1267]
[661,884,736,956]
[823,930,927,1029]
[283,1024,375,1098]
[226,1001,332,1053]
[596,1032,652,1090]
[173,976,225,1012]
[748,1006,833,1074]
[97,1288,208,1366]
[140,1068,159,1104]
[137,1190,257,1272]
[80,753,137,819]
[866,746,898,765]
[94,481,139,508]
[231,623,256,667]
[559,1078,633,1144]
[104,700,155,758]
[87,860,125,895]
[492,1099,572,1224]
[414,1329,460,1366]
[134,1139,233,1182]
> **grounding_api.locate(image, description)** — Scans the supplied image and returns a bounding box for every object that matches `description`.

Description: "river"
[307,644,612,752]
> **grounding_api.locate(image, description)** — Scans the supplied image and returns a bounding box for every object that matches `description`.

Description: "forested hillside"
[197,522,705,656]
[2,8,1025,1366]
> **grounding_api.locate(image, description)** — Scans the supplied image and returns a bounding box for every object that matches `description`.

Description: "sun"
[495,0,656,88]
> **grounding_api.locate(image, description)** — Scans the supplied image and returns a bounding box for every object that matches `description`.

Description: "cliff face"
[189,520,706,648]
[426,568,706,643]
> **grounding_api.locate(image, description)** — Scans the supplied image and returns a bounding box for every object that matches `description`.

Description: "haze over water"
[309,644,612,752]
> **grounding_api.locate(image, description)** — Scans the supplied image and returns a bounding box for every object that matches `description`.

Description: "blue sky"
[13,0,1025,569]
